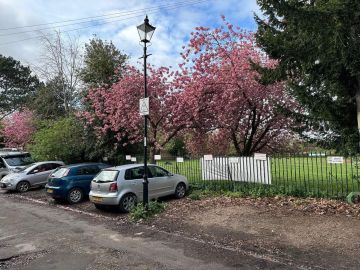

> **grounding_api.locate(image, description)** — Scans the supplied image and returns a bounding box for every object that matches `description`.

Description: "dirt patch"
[146,197,360,269]
[191,204,356,247]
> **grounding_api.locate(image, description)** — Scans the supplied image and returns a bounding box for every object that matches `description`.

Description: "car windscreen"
[93,170,118,183]
[3,154,34,167]
[51,167,69,178]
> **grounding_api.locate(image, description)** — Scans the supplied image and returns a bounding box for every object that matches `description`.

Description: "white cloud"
[0,0,259,77]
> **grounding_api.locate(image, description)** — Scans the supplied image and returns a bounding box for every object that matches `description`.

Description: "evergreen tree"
[29,77,67,120]
[255,0,360,153]
[0,54,40,119]
[81,37,128,87]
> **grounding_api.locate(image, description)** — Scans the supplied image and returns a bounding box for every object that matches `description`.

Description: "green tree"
[80,37,128,160]
[255,0,360,153]
[0,54,40,119]
[29,117,86,164]
[29,77,66,120]
[82,127,141,165]
[165,137,187,157]
[81,37,128,86]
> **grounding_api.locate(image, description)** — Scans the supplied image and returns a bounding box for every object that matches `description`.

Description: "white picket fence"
[200,157,271,184]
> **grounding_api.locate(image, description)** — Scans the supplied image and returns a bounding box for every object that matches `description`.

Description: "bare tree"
[35,31,83,115]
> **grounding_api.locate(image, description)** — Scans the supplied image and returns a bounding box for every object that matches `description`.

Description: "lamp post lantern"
[137,15,156,207]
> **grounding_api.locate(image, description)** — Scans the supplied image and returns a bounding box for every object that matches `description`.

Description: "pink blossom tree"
[83,19,298,158]
[184,130,231,156]
[82,65,189,160]
[174,18,298,156]
[1,109,35,148]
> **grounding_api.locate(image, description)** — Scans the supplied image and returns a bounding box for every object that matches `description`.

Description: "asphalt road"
[0,196,293,270]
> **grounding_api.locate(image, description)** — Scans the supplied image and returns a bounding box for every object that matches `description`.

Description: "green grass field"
[157,156,360,198]
[271,156,360,198]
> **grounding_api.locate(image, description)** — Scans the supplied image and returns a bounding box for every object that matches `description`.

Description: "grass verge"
[130,201,166,221]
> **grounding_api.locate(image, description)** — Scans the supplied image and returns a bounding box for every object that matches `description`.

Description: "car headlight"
[1,178,10,183]
[2,176,17,183]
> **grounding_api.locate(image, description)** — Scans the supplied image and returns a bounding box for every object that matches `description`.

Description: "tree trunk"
[149,145,156,164]
[230,131,242,156]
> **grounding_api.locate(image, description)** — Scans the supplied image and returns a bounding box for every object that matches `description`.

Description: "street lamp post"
[137,15,156,207]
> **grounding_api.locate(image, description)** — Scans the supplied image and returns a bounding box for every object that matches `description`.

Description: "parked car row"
[0,151,189,212]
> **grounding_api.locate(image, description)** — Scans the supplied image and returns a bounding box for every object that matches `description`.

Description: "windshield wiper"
[94,180,113,183]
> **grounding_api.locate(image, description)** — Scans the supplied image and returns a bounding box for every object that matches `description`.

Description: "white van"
[0,149,34,179]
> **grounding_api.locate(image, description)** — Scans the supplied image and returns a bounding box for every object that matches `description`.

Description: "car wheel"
[119,193,137,213]
[174,183,186,199]
[16,181,30,193]
[67,188,83,204]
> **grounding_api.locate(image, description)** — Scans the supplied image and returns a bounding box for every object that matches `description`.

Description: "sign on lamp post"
[139,97,149,116]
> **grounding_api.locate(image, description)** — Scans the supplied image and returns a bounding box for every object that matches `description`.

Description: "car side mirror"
[167,173,174,176]
[32,169,39,174]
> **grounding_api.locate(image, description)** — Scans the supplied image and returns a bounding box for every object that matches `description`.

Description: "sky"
[0,0,260,75]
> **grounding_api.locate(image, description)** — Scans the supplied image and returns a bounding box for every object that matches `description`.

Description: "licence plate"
[92,196,103,202]
[47,188,53,193]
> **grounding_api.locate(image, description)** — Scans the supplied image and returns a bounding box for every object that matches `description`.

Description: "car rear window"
[93,170,118,183]
[51,167,69,178]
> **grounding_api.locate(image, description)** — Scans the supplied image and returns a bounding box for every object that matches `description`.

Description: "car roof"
[0,151,30,157]
[104,163,157,171]
[32,161,64,166]
[63,162,108,169]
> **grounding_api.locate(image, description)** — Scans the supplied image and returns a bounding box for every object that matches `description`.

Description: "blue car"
[45,163,110,204]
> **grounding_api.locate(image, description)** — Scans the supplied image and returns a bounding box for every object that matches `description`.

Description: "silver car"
[0,161,65,192]
[0,149,34,179]
[89,164,188,212]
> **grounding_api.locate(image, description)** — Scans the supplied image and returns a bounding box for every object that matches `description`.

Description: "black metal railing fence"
[120,152,360,199]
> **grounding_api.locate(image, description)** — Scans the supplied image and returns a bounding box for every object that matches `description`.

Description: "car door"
[27,164,50,186]
[123,166,154,199]
[148,166,174,197]
[144,167,156,198]
[37,163,62,185]
[0,158,7,178]
[148,166,160,198]
[75,165,100,194]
